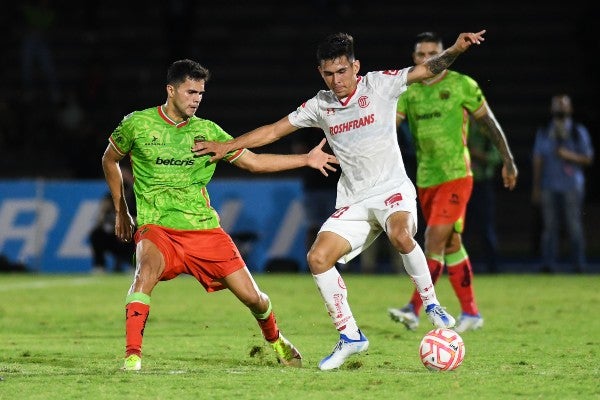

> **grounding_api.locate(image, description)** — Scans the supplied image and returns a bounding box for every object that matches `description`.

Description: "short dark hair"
[414,31,443,47]
[166,59,210,86]
[317,32,355,63]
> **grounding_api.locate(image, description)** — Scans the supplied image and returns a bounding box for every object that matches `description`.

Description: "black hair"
[316,32,355,63]
[166,59,210,86]
[414,31,443,47]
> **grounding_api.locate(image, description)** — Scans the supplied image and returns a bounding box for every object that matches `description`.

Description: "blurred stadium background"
[0,1,597,273]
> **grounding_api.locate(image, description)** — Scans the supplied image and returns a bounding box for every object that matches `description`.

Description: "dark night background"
[1,1,598,268]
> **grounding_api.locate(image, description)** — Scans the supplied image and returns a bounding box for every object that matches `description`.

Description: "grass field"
[0,272,598,399]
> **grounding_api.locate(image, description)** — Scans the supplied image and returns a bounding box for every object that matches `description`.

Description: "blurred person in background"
[89,167,136,274]
[532,94,594,273]
[388,31,518,334]
[19,0,60,104]
[102,59,338,371]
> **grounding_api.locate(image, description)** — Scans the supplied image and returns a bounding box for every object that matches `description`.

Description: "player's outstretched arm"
[407,30,486,84]
[232,138,339,176]
[192,116,298,163]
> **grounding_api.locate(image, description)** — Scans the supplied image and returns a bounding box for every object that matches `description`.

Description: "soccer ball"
[419,328,465,371]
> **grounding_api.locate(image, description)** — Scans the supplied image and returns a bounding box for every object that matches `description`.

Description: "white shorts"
[319,182,418,264]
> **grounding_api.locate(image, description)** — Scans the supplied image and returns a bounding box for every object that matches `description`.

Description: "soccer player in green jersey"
[388,32,518,333]
[102,59,338,371]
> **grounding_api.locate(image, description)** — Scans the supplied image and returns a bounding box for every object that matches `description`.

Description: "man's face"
[551,95,573,119]
[167,77,205,119]
[318,56,360,99]
[412,41,443,65]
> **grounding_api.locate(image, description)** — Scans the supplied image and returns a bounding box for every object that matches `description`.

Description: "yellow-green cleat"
[271,334,302,367]
[122,354,142,371]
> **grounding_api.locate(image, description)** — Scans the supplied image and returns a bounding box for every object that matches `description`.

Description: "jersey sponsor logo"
[330,206,349,218]
[329,114,375,135]
[415,111,442,121]
[144,136,166,146]
[384,193,403,207]
[155,156,195,166]
[382,70,400,76]
[358,96,370,108]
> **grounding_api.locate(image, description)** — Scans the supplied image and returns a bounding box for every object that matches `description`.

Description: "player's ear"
[353,59,360,74]
[166,84,174,97]
[317,65,324,78]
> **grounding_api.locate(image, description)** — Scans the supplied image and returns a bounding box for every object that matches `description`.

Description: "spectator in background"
[89,167,136,274]
[465,117,502,273]
[19,0,60,104]
[532,94,594,273]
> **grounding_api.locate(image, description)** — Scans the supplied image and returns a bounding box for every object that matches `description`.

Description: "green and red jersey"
[109,106,244,230]
[397,70,485,188]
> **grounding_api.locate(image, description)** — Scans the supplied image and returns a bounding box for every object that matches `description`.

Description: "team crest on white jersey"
[358,96,370,108]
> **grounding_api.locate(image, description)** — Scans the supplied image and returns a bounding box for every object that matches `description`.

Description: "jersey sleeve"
[575,124,594,159]
[288,97,321,129]
[396,90,408,118]
[204,119,247,163]
[461,75,486,115]
[108,112,136,156]
[367,68,410,100]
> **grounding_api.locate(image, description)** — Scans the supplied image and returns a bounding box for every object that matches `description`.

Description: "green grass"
[0,272,598,399]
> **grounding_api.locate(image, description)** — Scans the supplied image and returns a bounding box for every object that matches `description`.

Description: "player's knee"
[389,231,414,254]
[240,290,265,310]
[307,247,331,270]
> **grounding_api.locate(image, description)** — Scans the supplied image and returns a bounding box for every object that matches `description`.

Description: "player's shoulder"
[122,106,158,123]
[312,89,338,105]
[446,70,478,85]
[188,115,220,129]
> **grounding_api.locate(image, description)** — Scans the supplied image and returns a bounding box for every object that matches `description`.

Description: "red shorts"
[134,224,245,292]
[418,176,473,231]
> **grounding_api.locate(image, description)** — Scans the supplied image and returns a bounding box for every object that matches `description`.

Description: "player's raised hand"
[307,138,339,176]
[452,30,486,53]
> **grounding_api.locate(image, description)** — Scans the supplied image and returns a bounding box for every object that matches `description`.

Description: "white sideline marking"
[0,277,96,292]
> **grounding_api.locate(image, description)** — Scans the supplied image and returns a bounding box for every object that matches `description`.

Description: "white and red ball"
[419,328,465,371]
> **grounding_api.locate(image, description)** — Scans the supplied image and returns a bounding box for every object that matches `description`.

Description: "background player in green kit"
[102,59,338,371]
[388,32,518,333]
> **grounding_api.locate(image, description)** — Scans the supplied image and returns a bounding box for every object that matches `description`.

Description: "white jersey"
[288,68,413,208]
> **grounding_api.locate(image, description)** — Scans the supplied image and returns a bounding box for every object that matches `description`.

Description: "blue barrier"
[0,179,307,273]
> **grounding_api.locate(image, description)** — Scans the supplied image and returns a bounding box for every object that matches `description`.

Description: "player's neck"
[161,103,186,123]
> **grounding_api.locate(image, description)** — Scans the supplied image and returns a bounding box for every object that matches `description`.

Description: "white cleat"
[318,330,369,371]
[388,304,419,331]
[425,304,456,329]
[454,313,484,333]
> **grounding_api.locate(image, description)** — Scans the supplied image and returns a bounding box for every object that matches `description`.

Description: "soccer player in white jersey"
[193,30,486,370]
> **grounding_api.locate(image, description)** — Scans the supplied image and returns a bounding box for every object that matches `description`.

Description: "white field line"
[0,277,96,292]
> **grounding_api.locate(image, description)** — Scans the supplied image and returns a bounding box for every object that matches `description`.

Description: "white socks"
[313,267,361,339]
[400,245,438,307]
